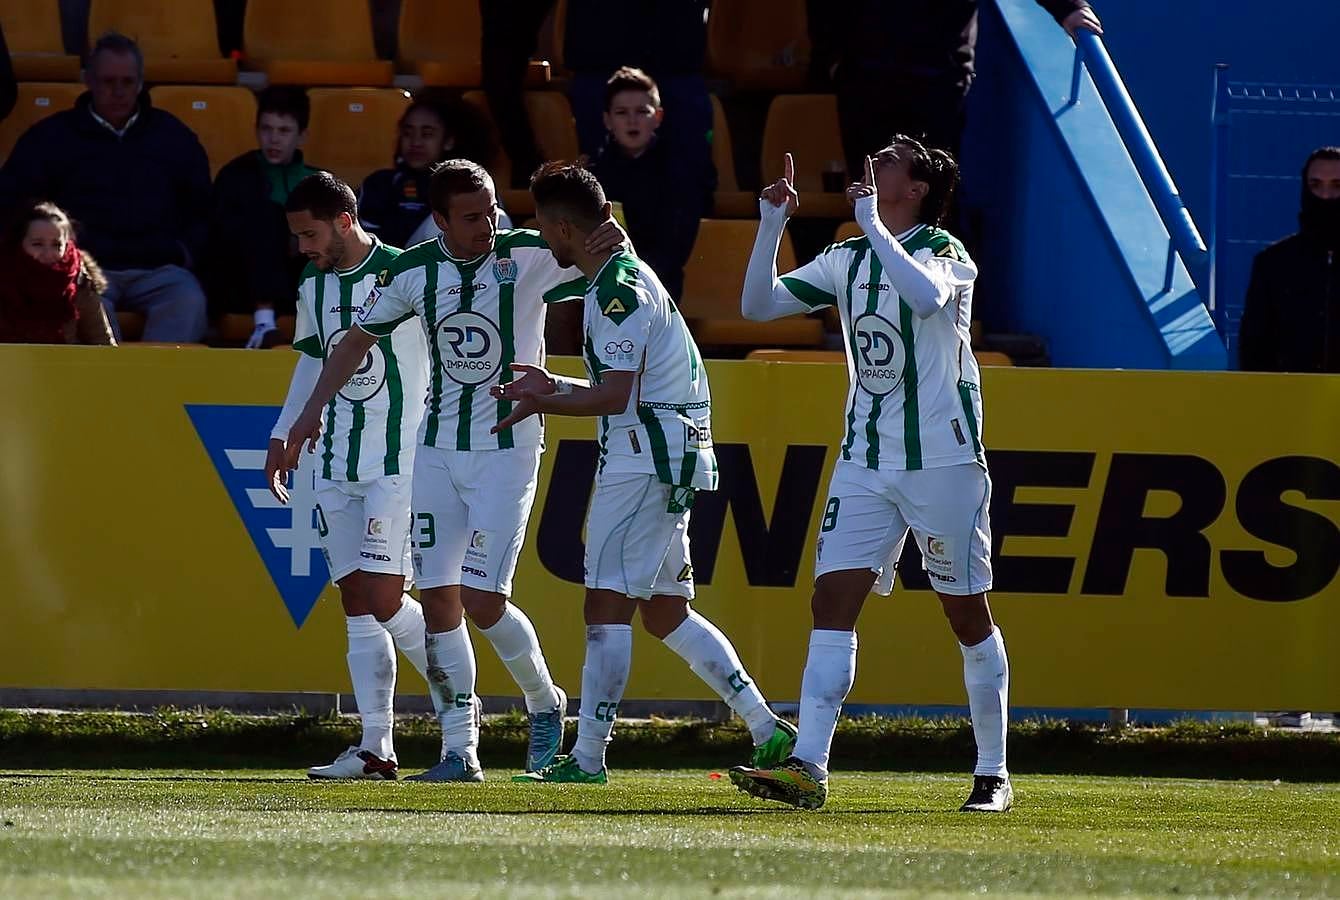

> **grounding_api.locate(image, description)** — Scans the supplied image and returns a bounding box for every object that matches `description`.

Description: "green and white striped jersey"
[583,250,718,490]
[358,229,586,451]
[291,239,429,482]
[779,224,983,471]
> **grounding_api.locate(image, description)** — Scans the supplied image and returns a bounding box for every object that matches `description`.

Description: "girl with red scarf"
[0,202,115,345]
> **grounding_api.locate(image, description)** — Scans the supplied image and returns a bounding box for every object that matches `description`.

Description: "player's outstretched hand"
[846,155,877,207]
[586,217,629,255]
[760,152,800,217]
[491,363,558,402]
[283,408,323,472]
[491,393,541,434]
[265,437,292,505]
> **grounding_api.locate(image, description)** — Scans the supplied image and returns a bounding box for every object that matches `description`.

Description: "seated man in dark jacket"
[0,32,211,343]
[588,67,713,301]
[1239,147,1340,372]
[206,87,322,347]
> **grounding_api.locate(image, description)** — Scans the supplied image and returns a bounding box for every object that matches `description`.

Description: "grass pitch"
[2,769,1337,898]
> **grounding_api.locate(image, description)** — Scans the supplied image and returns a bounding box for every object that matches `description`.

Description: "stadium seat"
[397,0,481,86]
[761,95,850,218]
[0,1,81,81]
[681,219,824,347]
[0,83,85,160]
[975,350,1014,366]
[707,0,809,92]
[150,86,258,177]
[460,90,578,218]
[710,96,755,218]
[833,221,862,243]
[305,88,411,188]
[88,0,236,84]
[242,0,393,86]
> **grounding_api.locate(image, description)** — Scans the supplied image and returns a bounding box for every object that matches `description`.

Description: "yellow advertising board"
[1,345,1338,710]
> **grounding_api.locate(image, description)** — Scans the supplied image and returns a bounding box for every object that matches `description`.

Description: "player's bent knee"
[460,587,507,628]
[938,592,993,645]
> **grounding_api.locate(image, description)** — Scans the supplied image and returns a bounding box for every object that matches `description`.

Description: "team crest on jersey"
[492,258,518,284]
[186,404,330,627]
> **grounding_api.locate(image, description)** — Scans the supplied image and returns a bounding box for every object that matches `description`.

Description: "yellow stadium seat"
[89,0,236,84]
[525,91,578,163]
[305,88,411,188]
[243,0,393,86]
[0,1,81,81]
[746,349,843,363]
[0,83,85,160]
[710,95,755,218]
[975,350,1014,367]
[707,0,809,92]
[150,86,257,177]
[833,221,862,243]
[761,95,850,218]
[460,90,579,217]
[681,219,824,347]
[397,0,481,87]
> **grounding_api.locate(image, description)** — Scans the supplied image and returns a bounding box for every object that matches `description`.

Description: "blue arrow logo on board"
[185,404,329,627]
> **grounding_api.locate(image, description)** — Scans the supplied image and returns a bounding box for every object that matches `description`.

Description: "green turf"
[2,769,1337,898]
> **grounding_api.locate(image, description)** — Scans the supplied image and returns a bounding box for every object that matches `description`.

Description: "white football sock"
[572,624,632,774]
[480,601,559,714]
[794,629,858,773]
[382,594,429,681]
[346,614,396,760]
[961,626,1009,777]
[663,610,777,745]
[425,625,479,764]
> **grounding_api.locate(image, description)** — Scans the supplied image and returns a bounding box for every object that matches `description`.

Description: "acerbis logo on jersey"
[435,310,502,386]
[186,404,329,627]
[325,328,387,402]
[853,312,906,396]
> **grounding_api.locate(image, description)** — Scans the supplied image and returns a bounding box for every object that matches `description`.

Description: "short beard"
[325,232,348,270]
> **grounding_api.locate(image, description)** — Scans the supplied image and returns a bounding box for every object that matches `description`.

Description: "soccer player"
[492,162,796,784]
[728,141,1012,812]
[284,159,622,782]
[266,172,434,780]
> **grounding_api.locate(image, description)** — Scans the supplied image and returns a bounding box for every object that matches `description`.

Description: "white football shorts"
[584,473,696,600]
[815,460,993,597]
[314,474,414,583]
[410,444,541,595]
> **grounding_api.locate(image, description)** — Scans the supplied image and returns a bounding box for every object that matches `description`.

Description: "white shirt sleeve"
[854,195,977,319]
[742,200,839,321]
[270,353,322,440]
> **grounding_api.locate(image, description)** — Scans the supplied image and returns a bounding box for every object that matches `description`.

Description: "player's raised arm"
[852,153,975,320]
[742,153,840,321]
[282,325,380,470]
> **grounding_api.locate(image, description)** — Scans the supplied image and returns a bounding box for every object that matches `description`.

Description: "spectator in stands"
[206,87,322,348]
[0,201,115,345]
[1239,147,1340,373]
[358,94,507,249]
[588,67,713,301]
[0,33,210,343]
[809,0,1103,178]
[0,21,16,122]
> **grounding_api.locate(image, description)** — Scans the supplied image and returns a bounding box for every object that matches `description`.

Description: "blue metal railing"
[1072,31,1209,293]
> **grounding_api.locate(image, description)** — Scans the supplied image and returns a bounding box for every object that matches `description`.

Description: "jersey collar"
[335,237,382,279]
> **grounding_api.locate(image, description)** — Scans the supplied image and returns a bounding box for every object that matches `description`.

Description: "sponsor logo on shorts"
[361,551,393,562]
[816,536,824,558]
[461,565,488,578]
[628,429,642,454]
[412,553,423,575]
[367,518,384,536]
[923,535,956,581]
[470,530,487,550]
